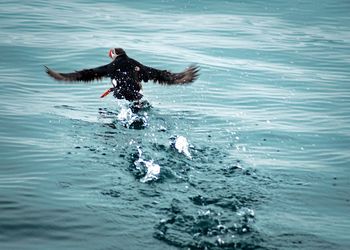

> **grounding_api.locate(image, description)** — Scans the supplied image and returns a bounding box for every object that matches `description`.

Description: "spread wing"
[140,64,199,85]
[45,63,111,82]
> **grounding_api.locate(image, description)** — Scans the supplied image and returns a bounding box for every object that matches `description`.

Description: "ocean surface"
[0,0,349,249]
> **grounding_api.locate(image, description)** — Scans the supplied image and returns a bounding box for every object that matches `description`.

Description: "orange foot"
[100,88,113,98]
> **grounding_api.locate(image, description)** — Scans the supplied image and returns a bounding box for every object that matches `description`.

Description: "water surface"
[0,0,349,249]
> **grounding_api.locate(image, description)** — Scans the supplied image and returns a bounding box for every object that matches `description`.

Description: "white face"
[112,79,117,87]
[108,49,118,60]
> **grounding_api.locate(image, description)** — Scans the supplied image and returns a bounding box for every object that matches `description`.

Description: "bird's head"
[108,48,126,60]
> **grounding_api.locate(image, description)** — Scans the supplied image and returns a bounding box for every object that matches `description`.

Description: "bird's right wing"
[140,64,199,85]
[45,63,111,83]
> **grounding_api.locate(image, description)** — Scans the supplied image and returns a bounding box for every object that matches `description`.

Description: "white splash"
[134,147,160,183]
[171,135,192,159]
[237,207,255,218]
[117,106,133,121]
[117,105,148,128]
[140,160,160,183]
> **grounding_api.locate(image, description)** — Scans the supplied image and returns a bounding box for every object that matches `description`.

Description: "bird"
[45,48,199,102]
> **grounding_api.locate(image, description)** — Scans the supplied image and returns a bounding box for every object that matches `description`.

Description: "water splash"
[117,104,148,129]
[134,146,160,183]
[154,199,262,249]
[170,135,192,159]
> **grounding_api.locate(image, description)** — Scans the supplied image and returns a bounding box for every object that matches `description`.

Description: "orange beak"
[108,49,113,59]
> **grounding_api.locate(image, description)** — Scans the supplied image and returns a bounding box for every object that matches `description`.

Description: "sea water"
[0,0,349,249]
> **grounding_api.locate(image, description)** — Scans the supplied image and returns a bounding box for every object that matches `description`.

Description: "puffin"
[45,48,199,101]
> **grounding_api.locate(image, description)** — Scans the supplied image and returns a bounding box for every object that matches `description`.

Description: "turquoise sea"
[1,0,349,249]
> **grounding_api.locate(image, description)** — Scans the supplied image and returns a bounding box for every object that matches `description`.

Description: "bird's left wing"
[45,63,111,83]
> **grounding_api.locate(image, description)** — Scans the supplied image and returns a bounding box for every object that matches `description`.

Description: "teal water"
[1,0,350,249]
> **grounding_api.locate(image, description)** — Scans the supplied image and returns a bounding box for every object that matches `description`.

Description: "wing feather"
[45,63,110,82]
[141,64,199,85]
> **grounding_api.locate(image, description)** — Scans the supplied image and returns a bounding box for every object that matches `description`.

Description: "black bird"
[45,48,199,101]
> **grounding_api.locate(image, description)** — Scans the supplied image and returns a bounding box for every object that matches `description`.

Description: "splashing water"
[117,104,148,129]
[134,146,160,183]
[170,135,192,159]
[1,1,350,249]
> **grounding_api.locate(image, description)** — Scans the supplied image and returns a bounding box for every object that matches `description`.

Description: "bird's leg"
[100,87,114,98]
[100,79,118,98]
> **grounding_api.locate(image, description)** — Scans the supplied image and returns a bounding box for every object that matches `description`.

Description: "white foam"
[134,147,160,183]
[140,160,160,183]
[172,135,192,159]
[117,105,148,128]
